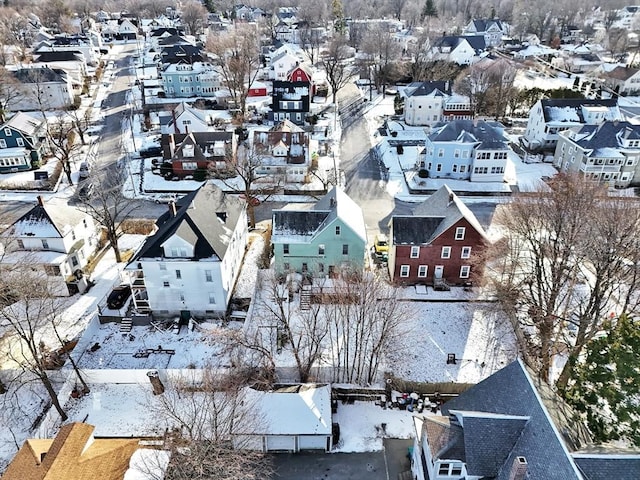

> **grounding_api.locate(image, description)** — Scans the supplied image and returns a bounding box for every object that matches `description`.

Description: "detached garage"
[233,384,332,453]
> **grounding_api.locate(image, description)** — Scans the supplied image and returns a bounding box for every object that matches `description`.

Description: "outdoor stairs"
[300,285,311,311]
[119,319,133,333]
[398,471,413,480]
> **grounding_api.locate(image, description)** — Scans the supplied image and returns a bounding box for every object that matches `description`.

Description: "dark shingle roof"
[428,120,508,150]
[404,81,451,98]
[272,210,329,236]
[13,67,67,84]
[131,184,244,261]
[569,121,640,155]
[441,359,589,480]
[573,454,640,480]
[541,98,619,123]
[34,51,84,62]
[392,216,444,245]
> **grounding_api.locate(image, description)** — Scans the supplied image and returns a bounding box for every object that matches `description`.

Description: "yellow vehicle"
[374,234,389,254]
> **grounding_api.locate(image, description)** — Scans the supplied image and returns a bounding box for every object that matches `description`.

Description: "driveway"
[273,452,387,480]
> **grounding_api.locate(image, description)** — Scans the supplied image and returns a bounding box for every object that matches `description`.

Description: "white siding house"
[0,197,98,296]
[124,184,247,318]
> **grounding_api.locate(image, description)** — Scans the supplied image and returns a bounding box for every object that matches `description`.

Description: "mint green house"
[272,188,367,276]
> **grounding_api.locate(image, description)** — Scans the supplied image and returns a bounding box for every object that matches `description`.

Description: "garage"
[298,435,329,451]
[266,435,296,452]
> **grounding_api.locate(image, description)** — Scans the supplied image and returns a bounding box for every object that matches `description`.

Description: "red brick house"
[388,185,489,286]
[161,131,236,178]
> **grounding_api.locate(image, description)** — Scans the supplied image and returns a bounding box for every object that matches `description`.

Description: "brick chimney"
[508,456,528,480]
[37,195,44,206]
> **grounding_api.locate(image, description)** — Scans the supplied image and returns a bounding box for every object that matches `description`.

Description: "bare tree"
[219,144,284,228]
[359,23,402,94]
[0,8,31,65]
[47,116,81,186]
[0,67,23,122]
[323,271,414,384]
[206,24,261,120]
[140,369,274,480]
[65,105,93,146]
[77,170,139,263]
[180,0,209,36]
[480,174,640,384]
[298,24,324,66]
[320,35,355,105]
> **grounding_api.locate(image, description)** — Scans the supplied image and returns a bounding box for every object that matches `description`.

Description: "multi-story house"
[389,186,488,287]
[612,5,640,30]
[0,197,98,296]
[160,131,236,178]
[428,35,486,65]
[269,79,311,125]
[34,34,100,65]
[412,358,638,480]
[522,98,621,152]
[160,102,213,134]
[462,18,507,47]
[554,120,640,187]
[270,50,302,80]
[402,81,472,127]
[32,51,87,88]
[271,187,367,276]
[161,62,223,98]
[418,119,510,183]
[11,67,74,111]
[160,43,204,65]
[0,112,49,173]
[124,184,247,318]
[599,66,640,95]
[252,119,313,184]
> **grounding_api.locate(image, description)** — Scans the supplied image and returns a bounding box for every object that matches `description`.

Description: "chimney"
[147,370,165,395]
[449,192,454,205]
[168,200,177,217]
[172,109,179,134]
[508,456,528,480]
[37,195,44,206]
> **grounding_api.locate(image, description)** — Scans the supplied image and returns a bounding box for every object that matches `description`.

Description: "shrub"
[418,169,429,178]
[193,168,208,182]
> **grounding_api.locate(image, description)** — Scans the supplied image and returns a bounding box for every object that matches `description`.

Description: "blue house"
[161,62,223,98]
[418,119,510,182]
[0,112,48,173]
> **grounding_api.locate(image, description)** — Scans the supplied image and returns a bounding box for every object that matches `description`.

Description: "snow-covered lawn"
[333,402,416,452]
[386,302,517,384]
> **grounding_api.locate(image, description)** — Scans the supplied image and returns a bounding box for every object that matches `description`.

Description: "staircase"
[300,285,311,311]
[119,318,133,333]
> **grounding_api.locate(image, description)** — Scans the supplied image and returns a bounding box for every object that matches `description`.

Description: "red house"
[248,81,268,97]
[388,185,489,287]
[287,64,315,96]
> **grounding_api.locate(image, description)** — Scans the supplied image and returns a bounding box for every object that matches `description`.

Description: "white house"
[233,384,332,452]
[124,184,248,318]
[160,102,213,134]
[252,119,314,184]
[612,5,640,30]
[428,35,486,65]
[10,67,75,111]
[402,81,472,127]
[463,18,507,47]
[599,66,640,95]
[522,98,622,152]
[0,197,98,296]
[554,120,640,187]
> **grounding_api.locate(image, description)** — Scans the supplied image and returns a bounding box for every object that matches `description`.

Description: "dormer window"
[182,144,195,157]
[170,247,188,257]
[4,128,11,136]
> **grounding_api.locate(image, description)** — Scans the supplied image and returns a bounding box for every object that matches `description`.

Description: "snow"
[333,402,415,452]
[124,449,170,480]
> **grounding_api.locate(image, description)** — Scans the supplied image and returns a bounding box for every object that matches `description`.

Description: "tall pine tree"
[421,0,438,20]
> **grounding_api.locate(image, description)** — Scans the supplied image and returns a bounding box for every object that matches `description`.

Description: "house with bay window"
[388,186,488,287]
[522,98,621,152]
[161,130,236,178]
[418,119,510,182]
[124,184,247,318]
[161,62,223,98]
[553,120,640,187]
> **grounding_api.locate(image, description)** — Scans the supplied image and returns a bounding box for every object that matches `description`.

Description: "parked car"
[140,146,162,158]
[373,234,389,254]
[78,161,90,179]
[107,285,132,310]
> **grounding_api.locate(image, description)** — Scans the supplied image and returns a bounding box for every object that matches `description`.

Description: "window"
[170,247,188,257]
[441,246,451,259]
[436,163,442,172]
[461,247,471,258]
[159,263,166,271]
[410,246,420,258]
[71,256,78,267]
[163,281,170,287]
[400,265,410,277]
[175,270,182,279]
[455,227,465,240]
[454,149,460,158]
[460,165,466,173]
[16,138,24,147]
[208,293,216,304]
[460,265,470,278]
[451,465,463,475]
[452,164,458,173]
[205,270,212,282]
[302,262,308,272]
[438,148,444,157]
[17,239,24,249]
[418,265,427,277]
[42,239,49,249]
[342,244,349,255]
[283,244,289,254]
[438,463,450,475]
[318,244,325,255]
[182,162,197,170]
[335,225,341,235]
[318,263,325,272]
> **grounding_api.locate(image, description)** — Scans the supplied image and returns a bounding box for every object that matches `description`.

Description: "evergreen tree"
[421,0,438,20]
[564,315,640,447]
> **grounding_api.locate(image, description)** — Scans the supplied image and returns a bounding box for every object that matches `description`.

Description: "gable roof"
[34,51,84,63]
[573,452,640,480]
[392,185,488,245]
[272,187,366,242]
[2,422,139,480]
[130,184,245,262]
[403,81,452,98]
[11,199,87,238]
[469,18,504,33]
[566,121,640,157]
[13,67,68,84]
[540,98,620,123]
[440,359,591,480]
[433,35,486,53]
[4,111,45,136]
[604,66,640,82]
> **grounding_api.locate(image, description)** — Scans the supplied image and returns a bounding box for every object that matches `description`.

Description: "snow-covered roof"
[243,384,332,435]
[10,199,89,239]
